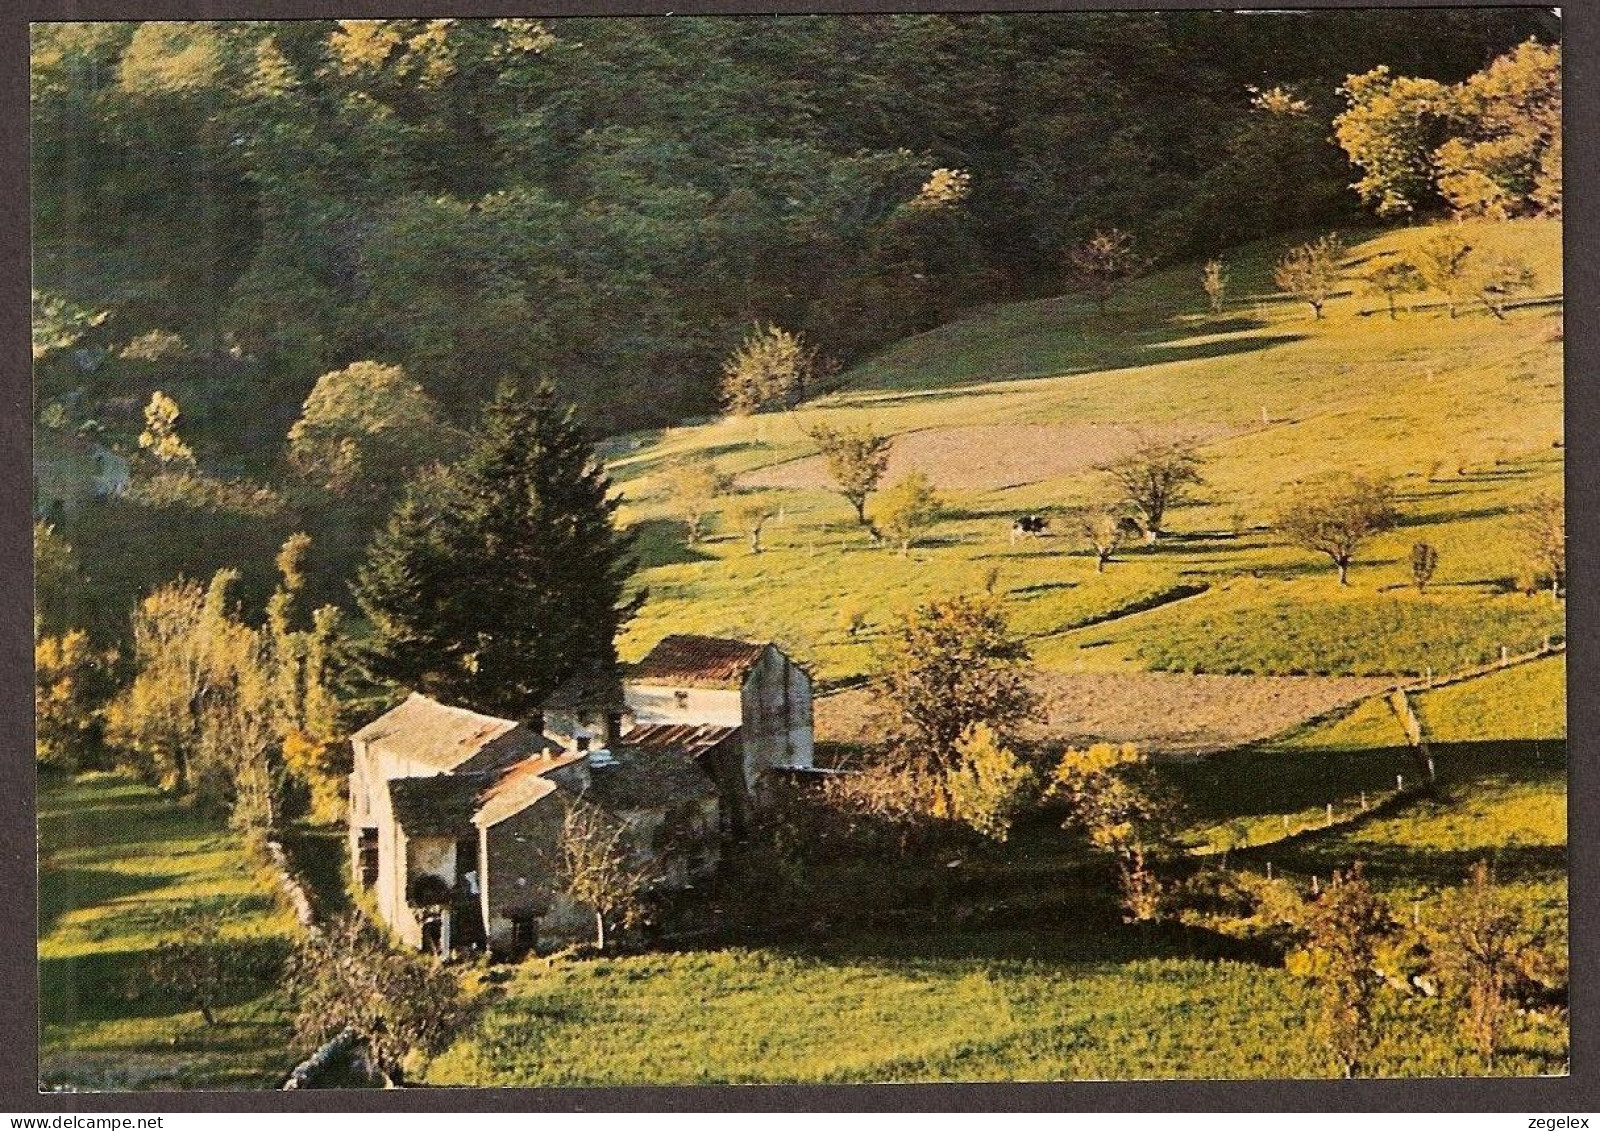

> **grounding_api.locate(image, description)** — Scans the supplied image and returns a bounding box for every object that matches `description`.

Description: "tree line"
[32,12,1550,436]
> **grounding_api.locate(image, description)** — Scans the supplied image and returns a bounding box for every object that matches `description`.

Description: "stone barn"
[348,694,720,955]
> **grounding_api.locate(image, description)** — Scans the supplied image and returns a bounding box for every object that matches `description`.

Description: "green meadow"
[413,220,1568,1086]
[38,774,297,1091]
[611,219,1563,687]
[39,217,1568,1086]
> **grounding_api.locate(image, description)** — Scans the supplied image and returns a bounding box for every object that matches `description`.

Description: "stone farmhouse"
[347,634,813,955]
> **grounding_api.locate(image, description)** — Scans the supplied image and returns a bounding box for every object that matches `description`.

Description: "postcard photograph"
[30,7,1567,1092]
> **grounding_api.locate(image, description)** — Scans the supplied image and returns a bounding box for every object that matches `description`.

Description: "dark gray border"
[4,0,1594,1113]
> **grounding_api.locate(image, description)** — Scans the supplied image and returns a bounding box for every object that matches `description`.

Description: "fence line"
[1201,638,1564,864]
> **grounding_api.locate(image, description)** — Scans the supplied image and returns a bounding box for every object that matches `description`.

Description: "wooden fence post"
[1397,773,1405,791]
[1325,802,1334,827]
[1360,791,1368,811]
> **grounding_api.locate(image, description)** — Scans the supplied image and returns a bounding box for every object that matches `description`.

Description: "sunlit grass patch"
[38,773,298,1091]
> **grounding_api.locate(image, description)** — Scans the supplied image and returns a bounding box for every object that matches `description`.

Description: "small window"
[576,735,591,752]
[358,828,379,888]
[675,690,689,710]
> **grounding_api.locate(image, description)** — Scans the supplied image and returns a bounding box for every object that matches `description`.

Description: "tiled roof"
[387,774,493,838]
[585,748,719,810]
[473,751,584,828]
[628,635,770,688]
[352,693,555,774]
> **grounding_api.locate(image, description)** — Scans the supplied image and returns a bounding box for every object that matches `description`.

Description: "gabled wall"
[739,646,814,789]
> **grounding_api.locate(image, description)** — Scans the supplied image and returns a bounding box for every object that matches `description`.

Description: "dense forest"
[34,11,1553,437]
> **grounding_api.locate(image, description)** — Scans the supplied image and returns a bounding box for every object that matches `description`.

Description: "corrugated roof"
[353,693,554,774]
[628,635,770,688]
[619,722,740,760]
[473,751,584,828]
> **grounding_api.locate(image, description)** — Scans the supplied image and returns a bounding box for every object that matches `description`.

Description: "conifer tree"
[355,380,639,719]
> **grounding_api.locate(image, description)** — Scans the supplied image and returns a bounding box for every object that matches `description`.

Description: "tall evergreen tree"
[354,380,638,718]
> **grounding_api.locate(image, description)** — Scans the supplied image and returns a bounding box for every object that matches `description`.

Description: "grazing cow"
[1010,514,1050,544]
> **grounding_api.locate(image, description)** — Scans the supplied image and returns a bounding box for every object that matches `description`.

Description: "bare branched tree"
[559,797,657,951]
[1275,473,1398,585]
[1100,437,1205,544]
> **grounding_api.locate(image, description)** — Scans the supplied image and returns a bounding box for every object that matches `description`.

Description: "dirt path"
[816,670,1394,756]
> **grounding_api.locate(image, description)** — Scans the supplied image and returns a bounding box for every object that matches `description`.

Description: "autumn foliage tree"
[1049,742,1178,922]
[720,324,826,415]
[1411,230,1475,317]
[1274,234,1346,319]
[287,360,451,496]
[807,423,893,525]
[1513,492,1564,598]
[1426,861,1543,1068]
[945,723,1037,843]
[35,629,112,772]
[1289,863,1395,1078]
[1202,259,1228,313]
[138,390,196,467]
[1100,437,1205,544]
[876,592,1038,796]
[725,494,776,554]
[873,472,943,556]
[1070,502,1134,572]
[1361,256,1426,319]
[1471,253,1536,320]
[1411,541,1439,594]
[663,460,734,545]
[1065,227,1146,313]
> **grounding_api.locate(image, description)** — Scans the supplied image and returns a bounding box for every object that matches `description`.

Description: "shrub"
[944,723,1037,843]
[1287,863,1396,1078]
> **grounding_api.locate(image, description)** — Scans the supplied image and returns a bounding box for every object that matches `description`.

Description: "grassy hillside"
[609,218,1562,686]
[428,649,1567,1086]
[424,931,1558,1085]
[38,774,297,1091]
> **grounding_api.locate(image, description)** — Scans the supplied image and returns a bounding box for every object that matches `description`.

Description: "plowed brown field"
[816,670,1395,756]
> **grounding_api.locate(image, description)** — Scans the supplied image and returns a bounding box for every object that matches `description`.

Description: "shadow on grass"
[1163,740,1563,830]
[1258,836,1565,890]
[609,438,764,477]
[842,326,1309,398]
[627,517,717,568]
[763,914,1282,974]
[40,936,291,1026]
[38,867,178,939]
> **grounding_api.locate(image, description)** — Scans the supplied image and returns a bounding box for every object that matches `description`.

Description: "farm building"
[347,635,812,953]
[546,634,815,829]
